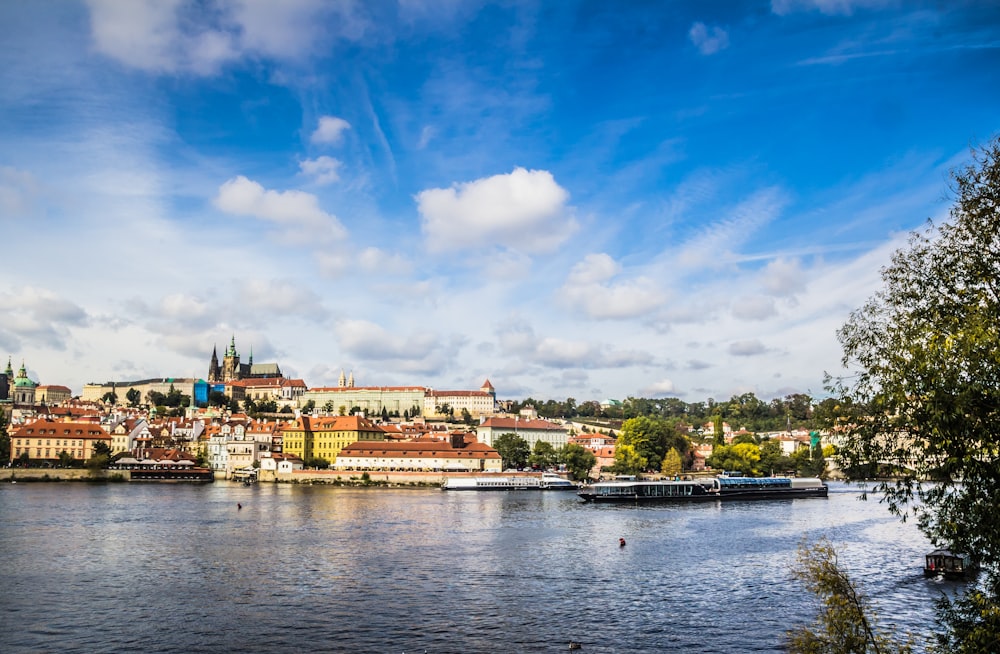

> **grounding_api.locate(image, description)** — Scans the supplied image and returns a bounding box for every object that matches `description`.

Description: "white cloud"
[760,257,807,296]
[0,287,89,350]
[238,279,326,315]
[358,247,413,276]
[334,319,458,374]
[214,175,347,243]
[771,0,896,16]
[641,379,677,397]
[675,187,787,269]
[728,339,769,356]
[299,156,342,185]
[561,253,666,320]
[311,116,352,145]
[731,296,777,321]
[416,167,576,253]
[84,0,344,75]
[689,22,729,56]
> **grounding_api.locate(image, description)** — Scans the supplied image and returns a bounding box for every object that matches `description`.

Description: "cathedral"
[208,336,283,383]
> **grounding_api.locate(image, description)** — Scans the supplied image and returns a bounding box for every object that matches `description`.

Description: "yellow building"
[277,415,385,463]
[10,419,111,464]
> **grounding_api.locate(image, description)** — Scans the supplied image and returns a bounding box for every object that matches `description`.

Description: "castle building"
[208,336,283,383]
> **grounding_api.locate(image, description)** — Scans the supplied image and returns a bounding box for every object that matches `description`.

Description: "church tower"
[223,335,241,383]
[208,346,221,383]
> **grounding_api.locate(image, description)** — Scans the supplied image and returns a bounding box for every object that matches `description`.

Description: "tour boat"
[577,475,827,503]
[442,472,576,491]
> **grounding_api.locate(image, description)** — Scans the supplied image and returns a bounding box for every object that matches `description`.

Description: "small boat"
[925,549,977,579]
[540,472,577,490]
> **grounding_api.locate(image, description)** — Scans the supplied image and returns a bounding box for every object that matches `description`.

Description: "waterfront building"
[278,415,384,462]
[9,419,111,464]
[259,451,304,473]
[109,417,152,455]
[476,416,570,450]
[333,434,502,472]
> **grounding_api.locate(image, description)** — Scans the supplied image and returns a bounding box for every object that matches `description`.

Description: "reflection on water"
[0,481,949,653]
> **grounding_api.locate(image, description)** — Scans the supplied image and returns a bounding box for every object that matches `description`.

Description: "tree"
[527,440,557,470]
[126,388,141,407]
[559,443,596,481]
[102,391,118,405]
[660,448,682,477]
[612,443,646,476]
[302,399,316,413]
[787,539,912,653]
[58,450,74,468]
[208,390,229,407]
[706,442,760,476]
[86,441,112,471]
[461,407,474,426]
[832,138,1000,647]
[492,432,530,470]
[712,415,725,447]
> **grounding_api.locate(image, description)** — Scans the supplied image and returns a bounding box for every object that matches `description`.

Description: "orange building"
[9,419,111,464]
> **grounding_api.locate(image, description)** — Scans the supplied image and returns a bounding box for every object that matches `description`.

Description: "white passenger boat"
[442,472,577,491]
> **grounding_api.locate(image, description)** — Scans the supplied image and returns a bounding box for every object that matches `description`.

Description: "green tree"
[302,399,316,413]
[712,415,725,447]
[758,439,792,476]
[559,443,596,481]
[86,441,112,471]
[57,450,74,467]
[612,443,646,476]
[660,448,682,477]
[832,138,1000,647]
[208,390,229,407]
[527,440,557,470]
[706,442,760,476]
[323,400,335,413]
[461,407,474,426]
[492,432,530,470]
[102,391,118,405]
[126,388,141,407]
[788,539,913,653]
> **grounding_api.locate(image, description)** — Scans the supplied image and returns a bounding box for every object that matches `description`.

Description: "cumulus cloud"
[731,296,777,321]
[495,319,653,370]
[771,0,894,15]
[214,175,347,243]
[760,257,807,296]
[416,167,576,253]
[0,287,89,350]
[561,253,666,320]
[728,339,769,356]
[641,379,677,397]
[299,156,342,185]
[311,116,351,145]
[84,0,350,75]
[334,319,457,374]
[238,279,326,316]
[357,247,413,276]
[689,22,729,56]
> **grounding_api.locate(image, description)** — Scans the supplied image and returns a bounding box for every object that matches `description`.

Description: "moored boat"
[577,475,827,503]
[442,476,542,490]
[925,549,977,579]
[540,472,577,490]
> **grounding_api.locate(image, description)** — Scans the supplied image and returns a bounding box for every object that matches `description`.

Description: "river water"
[0,481,959,653]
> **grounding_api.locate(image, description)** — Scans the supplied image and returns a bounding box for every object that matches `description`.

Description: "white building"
[476,416,569,450]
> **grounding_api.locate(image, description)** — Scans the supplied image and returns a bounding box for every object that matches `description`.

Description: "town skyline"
[2,2,999,402]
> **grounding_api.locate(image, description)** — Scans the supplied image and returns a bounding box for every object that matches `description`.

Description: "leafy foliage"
[492,432,530,470]
[559,443,596,481]
[831,137,1000,648]
[788,539,913,654]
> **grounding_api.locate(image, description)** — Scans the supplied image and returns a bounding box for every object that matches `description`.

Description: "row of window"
[14,439,87,447]
[14,448,84,458]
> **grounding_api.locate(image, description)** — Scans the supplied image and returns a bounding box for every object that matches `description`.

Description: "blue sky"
[1,0,998,403]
